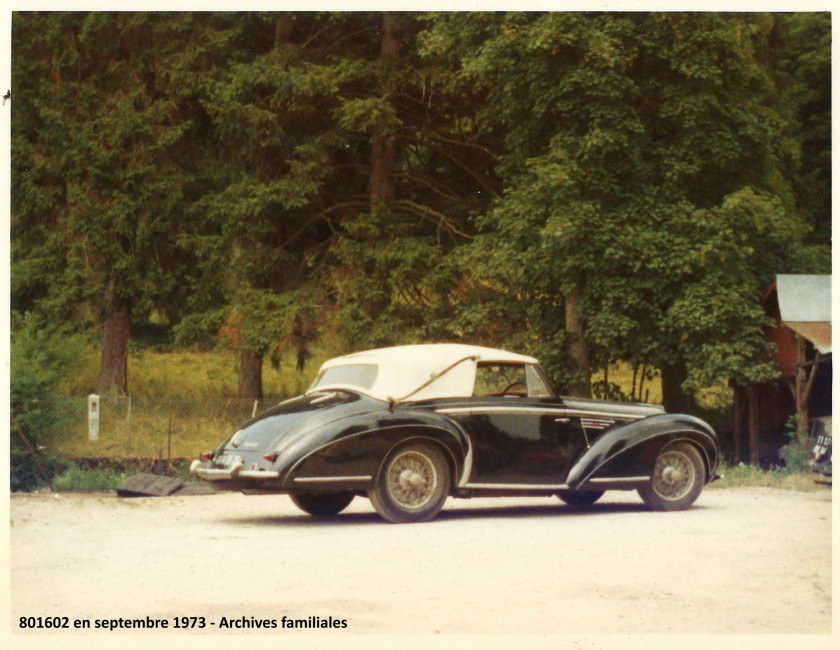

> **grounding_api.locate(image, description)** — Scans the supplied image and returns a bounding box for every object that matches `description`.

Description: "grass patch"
[62,347,331,399]
[48,395,263,460]
[708,462,824,491]
[51,463,128,491]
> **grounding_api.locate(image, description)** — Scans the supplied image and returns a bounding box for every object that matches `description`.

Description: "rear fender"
[285,422,467,489]
[566,414,718,490]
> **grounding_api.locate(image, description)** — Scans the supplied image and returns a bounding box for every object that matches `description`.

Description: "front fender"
[566,414,719,490]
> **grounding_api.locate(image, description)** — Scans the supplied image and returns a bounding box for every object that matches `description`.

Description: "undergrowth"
[708,462,824,491]
[51,464,128,492]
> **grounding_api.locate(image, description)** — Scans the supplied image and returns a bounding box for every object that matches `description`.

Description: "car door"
[460,362,588,487]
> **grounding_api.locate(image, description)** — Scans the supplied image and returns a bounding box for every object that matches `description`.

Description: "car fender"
[565,414,719,490]
[282,411,469,489]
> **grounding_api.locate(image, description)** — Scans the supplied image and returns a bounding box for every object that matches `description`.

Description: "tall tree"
[12,12,196,394]
[420,12,826,406]
[770,13,831,245]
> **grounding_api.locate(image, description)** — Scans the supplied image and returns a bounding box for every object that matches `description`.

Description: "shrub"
[51,464,127,491]
[10,314,87,491]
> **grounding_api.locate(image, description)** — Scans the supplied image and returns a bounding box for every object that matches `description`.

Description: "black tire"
[289,491,354,517]
[558,490,604,508]
[368,442,451,524]
[638,442,705,511]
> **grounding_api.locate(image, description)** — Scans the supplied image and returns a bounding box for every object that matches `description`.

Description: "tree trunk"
[368,12,401,215]
[565,289,591,397]
[237,347,264,400]
[360,12,403,322]
[98,281,131,395]
[660,360,692,414]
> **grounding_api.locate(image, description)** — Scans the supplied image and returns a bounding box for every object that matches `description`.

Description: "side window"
[473,364,529,397]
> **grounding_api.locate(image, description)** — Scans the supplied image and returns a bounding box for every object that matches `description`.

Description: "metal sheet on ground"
[116,473,183,497]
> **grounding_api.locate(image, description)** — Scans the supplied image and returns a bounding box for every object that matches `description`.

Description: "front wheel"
[368,442,451,524]
[290,491,354,517]
[638,442,705,511]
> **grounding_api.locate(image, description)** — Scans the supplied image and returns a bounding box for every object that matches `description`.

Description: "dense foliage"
[11,11,830,411]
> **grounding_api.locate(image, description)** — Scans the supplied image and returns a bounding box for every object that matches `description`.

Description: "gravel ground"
[8,485,834,645]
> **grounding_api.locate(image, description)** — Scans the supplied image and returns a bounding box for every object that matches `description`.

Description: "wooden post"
[748,386,759,466]
[126,395,132,452]
[167,401,173,474]
[733,387,743,463]
[794,334,808,437]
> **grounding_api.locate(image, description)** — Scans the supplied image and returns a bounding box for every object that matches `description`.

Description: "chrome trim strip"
[240,470,281,479]
[588,476,649,484]
[293,475,372,483]
[191,464,280,481]
[464,483,570,490]
[438,406,648,420]
[564,409,646,420]
[440,406,569,416]
[581,418,615,427]
[436,407,472,415]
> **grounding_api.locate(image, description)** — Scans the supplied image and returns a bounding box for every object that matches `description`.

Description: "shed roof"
[776,274,832,354]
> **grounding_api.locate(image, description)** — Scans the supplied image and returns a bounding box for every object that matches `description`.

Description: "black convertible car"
[191,344,720,523]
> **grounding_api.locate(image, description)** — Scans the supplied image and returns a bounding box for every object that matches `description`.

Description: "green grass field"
[48,346,739,464]
[37,346,822,492]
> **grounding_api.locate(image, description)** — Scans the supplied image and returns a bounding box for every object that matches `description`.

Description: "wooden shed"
[732,275,832,466]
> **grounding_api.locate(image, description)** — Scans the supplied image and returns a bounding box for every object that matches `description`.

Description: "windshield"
[309,364,378,392]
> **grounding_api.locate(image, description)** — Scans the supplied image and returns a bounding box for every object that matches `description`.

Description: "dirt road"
[9,486,832,638]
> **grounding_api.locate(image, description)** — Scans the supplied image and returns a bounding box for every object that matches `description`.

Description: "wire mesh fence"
[12,394,281,463]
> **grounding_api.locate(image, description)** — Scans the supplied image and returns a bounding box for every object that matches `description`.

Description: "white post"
[88,394,100,441]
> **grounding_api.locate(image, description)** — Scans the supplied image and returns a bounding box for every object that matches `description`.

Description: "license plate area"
[214,454,242,468]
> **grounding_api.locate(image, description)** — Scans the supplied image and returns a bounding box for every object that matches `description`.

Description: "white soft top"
[307,343,538,402]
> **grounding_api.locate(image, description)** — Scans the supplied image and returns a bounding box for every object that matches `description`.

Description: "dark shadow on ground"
[214,497,703,528]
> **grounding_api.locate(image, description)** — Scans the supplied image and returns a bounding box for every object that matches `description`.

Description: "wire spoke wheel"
[651,450,695,501]
[386,450,438,510]
[369,442,451,523]
[638,442,705,511]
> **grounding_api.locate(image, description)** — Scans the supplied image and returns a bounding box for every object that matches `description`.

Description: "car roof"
[309,343,539,402]
[320,343,537,368]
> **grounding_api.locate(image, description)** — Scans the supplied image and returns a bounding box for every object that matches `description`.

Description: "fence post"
[167,400,173,474]
[126,395,132,452]
[88,394,100,441]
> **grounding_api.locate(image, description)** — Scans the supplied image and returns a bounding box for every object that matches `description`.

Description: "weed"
[51,464,127,491]
[708,462,821,491]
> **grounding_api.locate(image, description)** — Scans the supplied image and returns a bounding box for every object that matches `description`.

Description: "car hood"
[561,396,665,419]
[221,390,382,455]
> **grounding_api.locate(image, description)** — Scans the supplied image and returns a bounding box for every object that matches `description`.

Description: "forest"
[10,11,831,420]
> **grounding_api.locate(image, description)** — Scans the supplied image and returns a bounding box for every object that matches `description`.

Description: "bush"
[778,414,811,470]
[10,448,68,492]
[10,314,88,491]
[51,464,128,491]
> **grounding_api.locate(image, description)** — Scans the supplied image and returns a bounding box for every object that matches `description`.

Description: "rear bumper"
[190,459,280,482]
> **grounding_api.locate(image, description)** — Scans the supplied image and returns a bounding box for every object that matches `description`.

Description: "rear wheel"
[290,491,354,517]
[638,442,705,511]
[368,442,451,524]
[558,490,604,508]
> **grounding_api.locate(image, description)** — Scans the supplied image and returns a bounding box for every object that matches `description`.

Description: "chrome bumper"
[190,459,280,482]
